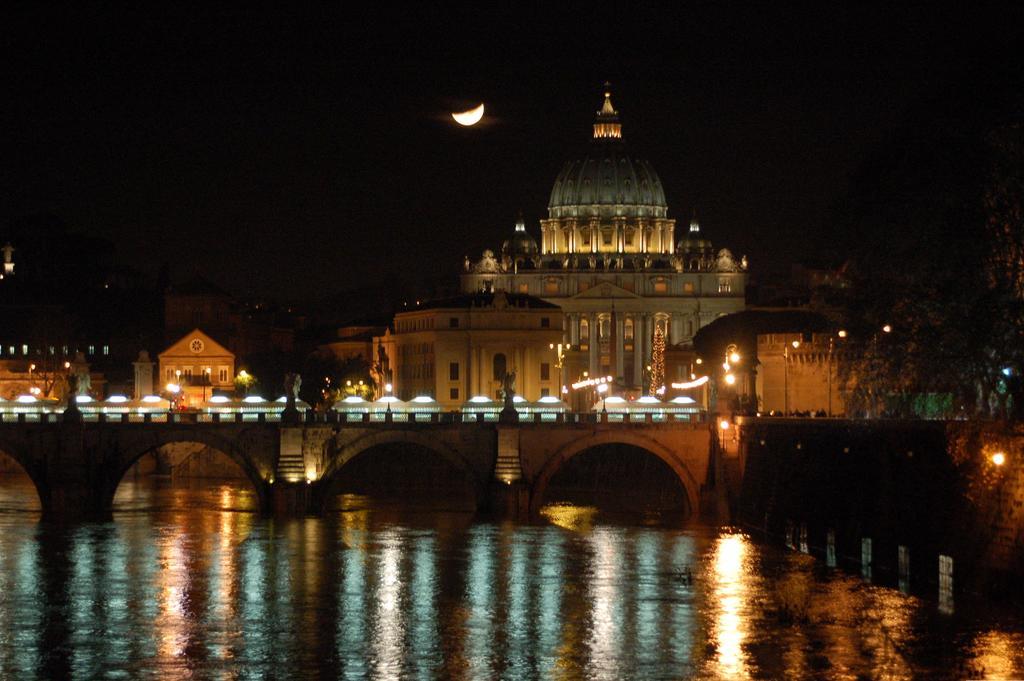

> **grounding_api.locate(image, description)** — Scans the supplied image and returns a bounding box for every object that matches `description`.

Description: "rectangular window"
[49,346,55,355]
[166,368,175,381]
[540,317,550,328]
[718,278,732,293]
[219,367,228,383]
[449,362,459,381]
[654,281,668,293]
[449,387,459,400]
[9,346,15,355]
[602,232,612,245]
[87,345,95,355]
[102,345,109,356]
[683,282,694,293]
[545,280,559,294]
[540,362,550,381]
[518,283,529,293]
[183,367,193,380]
[449,317,459,328]
[22,344,29,356]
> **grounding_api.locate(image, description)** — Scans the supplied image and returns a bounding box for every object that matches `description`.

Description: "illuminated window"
[654,280,668,293]
[88,345,95,355]
[102,345,109,356]
[540,363,550,381]
[599,316,610,339]
[49,346,55,355]
[518,283,528,293]
[9,346,15,355]
[580,319,590,341]
[545,279,559,294]
[684,282,694,293]
[449,362,459,381]
[22,345,28,355]
[624,318,634,340]
[718,278,732,293]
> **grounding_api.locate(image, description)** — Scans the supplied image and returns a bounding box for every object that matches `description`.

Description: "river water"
[0,474,1022,679]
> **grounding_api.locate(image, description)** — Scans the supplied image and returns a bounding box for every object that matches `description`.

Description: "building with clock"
[158,328,236,405]
[460,87,748,392]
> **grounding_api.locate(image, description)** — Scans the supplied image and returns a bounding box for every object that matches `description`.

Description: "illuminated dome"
[501,214,539,258]
[547,89,668,221]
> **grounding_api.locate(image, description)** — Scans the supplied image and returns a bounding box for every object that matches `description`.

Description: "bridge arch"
[104,429,270,512]
[317,429,486,512]
[0,438,45,511]
[529,431,700,518]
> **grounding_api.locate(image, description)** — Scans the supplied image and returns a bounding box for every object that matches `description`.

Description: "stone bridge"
[0,414,713,521]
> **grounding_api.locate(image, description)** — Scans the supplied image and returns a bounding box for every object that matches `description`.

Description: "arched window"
[624,318,634,340]
[493,353,507,381]
[599,316,611,339]
[580,319,590,341]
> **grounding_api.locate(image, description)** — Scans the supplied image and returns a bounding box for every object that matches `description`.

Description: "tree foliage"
[835,69,1024,420]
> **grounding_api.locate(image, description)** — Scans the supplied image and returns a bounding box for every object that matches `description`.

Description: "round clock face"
[189,338,205,354]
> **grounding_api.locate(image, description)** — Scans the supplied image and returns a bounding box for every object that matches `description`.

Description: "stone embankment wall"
[736,419,1024,599]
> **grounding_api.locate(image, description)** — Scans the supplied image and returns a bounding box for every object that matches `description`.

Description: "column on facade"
[614,314,625,380]
[632,314,642,388]
[588,312,599,378]
[569,313,579,346]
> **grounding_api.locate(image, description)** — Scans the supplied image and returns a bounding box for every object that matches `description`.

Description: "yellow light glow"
[720,420,730,430]
[837,330,848,338]
[724,373,736,385]
[696,358,703,365]
[165,383,180,393]
[791,340,800,348]
[729,351,741,364]
[882,324,892,333]
[992,452,1006,466]
[452,103,485,126]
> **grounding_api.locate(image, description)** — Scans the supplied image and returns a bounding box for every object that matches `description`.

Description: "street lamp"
[549,342,571,399]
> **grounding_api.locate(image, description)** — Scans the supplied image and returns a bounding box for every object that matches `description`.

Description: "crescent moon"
[452,103,485,126]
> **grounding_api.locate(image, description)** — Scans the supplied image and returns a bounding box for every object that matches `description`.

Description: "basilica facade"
[461,89,747,391]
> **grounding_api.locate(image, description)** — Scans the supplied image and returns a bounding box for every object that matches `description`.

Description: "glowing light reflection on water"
[0,475,1018,678]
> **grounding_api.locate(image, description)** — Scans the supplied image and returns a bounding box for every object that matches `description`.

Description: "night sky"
[4,5,1021,303]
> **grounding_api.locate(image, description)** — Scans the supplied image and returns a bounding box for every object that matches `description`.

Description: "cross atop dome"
[593,82,622,139]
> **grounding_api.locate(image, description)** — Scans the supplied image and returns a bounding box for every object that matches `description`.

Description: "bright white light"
[882,324,892,333]
[377,395,401,403]
[637,396,661,404]
[671,396,697,404]
[596,383,609,394]
[411,396,435,403]
[671,375,710,390]
[165,382,180,393]
[384,383,393,392]
[729,351,741,364]
[16,395,37,403]
[604,396,626,404]
[512,395,526,403]
[275,396,289,402]
[209,396,230,403]
[342,396,366,403]
[75,395,93,403]
[720,420,730,430]
[992,452,1006,466]
[724,373,736,385]
[141,395,162,403]
[468,395,492,403]
[837,330,848,338]
[537,396,561,403]
[243,396,265,403]
[106,395,128,403]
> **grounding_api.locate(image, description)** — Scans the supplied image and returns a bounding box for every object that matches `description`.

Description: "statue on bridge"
[500,368,518,422]
[282,373,302,424]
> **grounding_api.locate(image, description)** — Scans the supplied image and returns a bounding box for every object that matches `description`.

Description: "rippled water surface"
[0,473,1021,679]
